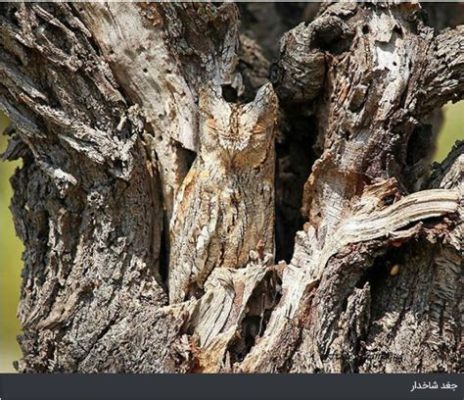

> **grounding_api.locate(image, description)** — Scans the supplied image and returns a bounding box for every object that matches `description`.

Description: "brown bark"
[0,2,462,373]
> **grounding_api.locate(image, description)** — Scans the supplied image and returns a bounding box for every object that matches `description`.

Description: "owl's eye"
[206,118,219,133]
[251,122,268,137]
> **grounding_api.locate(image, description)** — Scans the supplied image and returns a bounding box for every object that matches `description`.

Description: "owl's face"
[198,83,278,169]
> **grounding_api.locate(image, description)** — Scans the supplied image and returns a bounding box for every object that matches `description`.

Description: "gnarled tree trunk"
[0,2,463,373]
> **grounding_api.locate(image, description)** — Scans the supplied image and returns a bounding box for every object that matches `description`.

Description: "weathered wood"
[0,2,462,373]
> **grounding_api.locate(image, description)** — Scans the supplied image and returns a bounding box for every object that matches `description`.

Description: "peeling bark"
[0,2,463,373]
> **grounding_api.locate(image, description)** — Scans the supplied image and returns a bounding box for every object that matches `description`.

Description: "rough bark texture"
[0,2,463,373]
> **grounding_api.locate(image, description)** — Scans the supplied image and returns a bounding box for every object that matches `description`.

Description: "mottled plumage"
[168,83,278,303]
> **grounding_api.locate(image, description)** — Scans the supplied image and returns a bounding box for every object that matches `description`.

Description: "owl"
[168,83,278,303]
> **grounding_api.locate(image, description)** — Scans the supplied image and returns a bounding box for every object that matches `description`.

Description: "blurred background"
[0,104,462,372]
[1,111,22,373]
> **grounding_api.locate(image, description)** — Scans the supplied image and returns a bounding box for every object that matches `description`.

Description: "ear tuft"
[249,82,279,117]
[240,82,278,130]
[198,86,228,117]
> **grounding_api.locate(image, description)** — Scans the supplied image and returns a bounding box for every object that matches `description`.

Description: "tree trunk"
[0,2,462,373]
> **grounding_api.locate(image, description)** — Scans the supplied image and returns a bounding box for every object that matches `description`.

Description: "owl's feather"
[168,83,278,303]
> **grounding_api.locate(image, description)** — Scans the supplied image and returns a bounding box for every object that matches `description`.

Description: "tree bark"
[0,2,462,373]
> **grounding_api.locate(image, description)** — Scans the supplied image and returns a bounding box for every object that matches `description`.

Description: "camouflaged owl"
[168,83,278,303]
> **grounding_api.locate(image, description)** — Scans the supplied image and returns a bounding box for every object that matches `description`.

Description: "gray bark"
[0,2,463,373]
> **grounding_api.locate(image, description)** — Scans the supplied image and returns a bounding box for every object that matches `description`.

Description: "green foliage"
[435,102,464,162]
[0,112,22,372]
[0,102,461,372]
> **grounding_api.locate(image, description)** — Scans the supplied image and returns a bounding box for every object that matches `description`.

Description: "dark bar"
[0,374,463,400]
